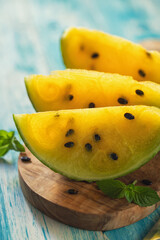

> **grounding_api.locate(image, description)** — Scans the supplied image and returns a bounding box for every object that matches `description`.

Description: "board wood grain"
[18,147,160,231]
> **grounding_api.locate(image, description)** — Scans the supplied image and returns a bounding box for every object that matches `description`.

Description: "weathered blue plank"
[0,0,160,239]
[0,185,11,240]
[105,207,160,240]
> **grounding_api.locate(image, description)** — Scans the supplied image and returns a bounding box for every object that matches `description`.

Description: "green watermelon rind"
[24,77,37,112]
[60,29,72,69]
[13,114,160,181]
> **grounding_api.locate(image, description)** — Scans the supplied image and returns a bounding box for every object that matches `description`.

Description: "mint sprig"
[97,179,160,207]
[0,130,25,157]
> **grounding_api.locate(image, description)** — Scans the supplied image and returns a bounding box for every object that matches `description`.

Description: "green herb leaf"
[0,130,25,157]
[131,186,160,207]
[124,189,134,203]
[97,179,126,199]
[0,144,10,157]
[11,137,25,152]
[96,179,160,207]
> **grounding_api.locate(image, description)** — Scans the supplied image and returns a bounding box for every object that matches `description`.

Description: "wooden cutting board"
[18,147,160,231]
[18,40,160,231]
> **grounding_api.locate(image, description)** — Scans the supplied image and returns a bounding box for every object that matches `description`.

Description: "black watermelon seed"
[141,179,152,185]
[94,134,101,141]
[138,69,146,77]
[89,102,95,108]
[91,53,99,58]
[85,143,92,152]
[67,189,78,194]
[124,113,135,120]
[146,51,151,58]
[110,153,118,160]
[118,98,128,105]
[65,129,74,137]
[135,89,144,96]
[21,156,31,162]
[68,94,74,101]
[64,142,74,148]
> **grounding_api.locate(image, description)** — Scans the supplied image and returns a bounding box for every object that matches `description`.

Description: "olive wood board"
[18,147,160,231]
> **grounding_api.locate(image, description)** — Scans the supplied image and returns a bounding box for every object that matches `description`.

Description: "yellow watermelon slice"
[61,27,160,84]
[13,105,160,181]
[25,69,160,112]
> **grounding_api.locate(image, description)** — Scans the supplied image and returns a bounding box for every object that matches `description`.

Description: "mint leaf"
[0,144,10,156]
[97,179,126,199]
[0,130,25,157]
[0,130,12,138]
[96,179,160,207]
[124,189,134,203]
[11,137,25,152]
[131,186,160,207]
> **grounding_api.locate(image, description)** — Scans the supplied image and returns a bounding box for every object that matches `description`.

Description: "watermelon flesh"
[13,105,160,181]
[25,69,160,112]
[61,27,160,84]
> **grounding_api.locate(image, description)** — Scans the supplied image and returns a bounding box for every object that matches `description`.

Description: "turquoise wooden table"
[1,0,160,239]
